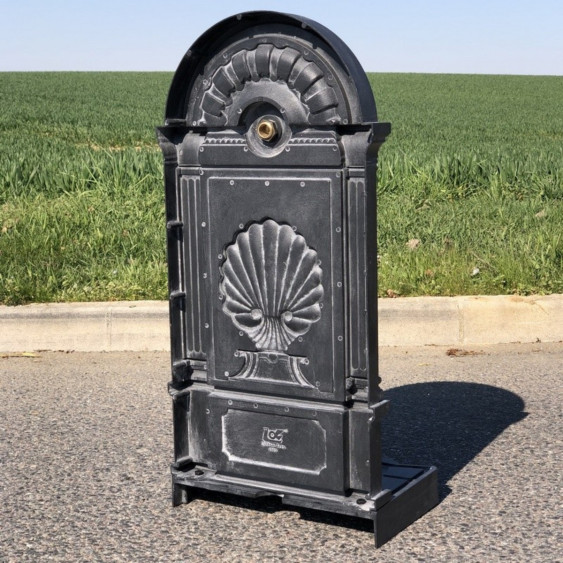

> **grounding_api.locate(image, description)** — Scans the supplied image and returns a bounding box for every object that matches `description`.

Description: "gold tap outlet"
[256,119,277,141]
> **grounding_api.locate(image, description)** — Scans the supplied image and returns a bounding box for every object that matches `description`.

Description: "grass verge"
[0,72,561,304]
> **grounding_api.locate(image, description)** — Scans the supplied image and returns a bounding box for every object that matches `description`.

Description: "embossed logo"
[261,427,288,452]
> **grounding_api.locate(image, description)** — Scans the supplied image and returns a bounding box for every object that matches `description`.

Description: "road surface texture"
[1,344,561,561]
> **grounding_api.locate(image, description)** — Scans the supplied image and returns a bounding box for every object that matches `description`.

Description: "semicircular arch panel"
[165,12,377,126]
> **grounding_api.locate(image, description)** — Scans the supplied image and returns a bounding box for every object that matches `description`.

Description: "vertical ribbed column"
[180,175,207,362]
[346,173,368,381]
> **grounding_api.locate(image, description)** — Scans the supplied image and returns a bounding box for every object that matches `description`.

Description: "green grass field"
[0,72,561,305]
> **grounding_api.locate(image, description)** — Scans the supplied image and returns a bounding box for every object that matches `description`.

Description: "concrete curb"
[1,295,561,352]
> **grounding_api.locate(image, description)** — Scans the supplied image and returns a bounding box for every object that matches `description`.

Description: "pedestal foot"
[172,481,192,506]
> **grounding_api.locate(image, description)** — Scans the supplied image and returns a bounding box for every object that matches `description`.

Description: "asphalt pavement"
[1,343,561,561]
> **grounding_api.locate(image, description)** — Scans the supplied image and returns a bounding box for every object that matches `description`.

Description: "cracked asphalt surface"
[1,343,561,561]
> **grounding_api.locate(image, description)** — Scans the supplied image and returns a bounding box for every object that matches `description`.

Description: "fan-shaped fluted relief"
[197,45,341,126]
[220,220,323,352]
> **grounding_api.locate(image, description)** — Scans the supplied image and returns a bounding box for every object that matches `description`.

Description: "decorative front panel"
[200,170,345,401]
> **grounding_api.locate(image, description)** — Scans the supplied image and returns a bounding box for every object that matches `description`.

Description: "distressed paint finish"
[158,10,437,548]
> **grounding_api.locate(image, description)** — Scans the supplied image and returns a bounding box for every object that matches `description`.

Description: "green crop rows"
[0,72,561,305]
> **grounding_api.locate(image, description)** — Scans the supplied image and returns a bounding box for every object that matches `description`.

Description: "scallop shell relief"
[220,220,323,353]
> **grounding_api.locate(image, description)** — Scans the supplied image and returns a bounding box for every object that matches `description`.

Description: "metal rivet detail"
[300,182,305,187]
[338,335,343,341]
[265,181,270,186]
[230,180,234,185]
[201,221,206,227]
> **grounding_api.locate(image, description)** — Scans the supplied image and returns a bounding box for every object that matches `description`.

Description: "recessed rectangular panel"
[206,393,347,492]
[222,410,327,474]
[203,170,345,402]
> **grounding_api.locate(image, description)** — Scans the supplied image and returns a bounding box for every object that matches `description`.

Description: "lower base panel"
[171,462,438,547]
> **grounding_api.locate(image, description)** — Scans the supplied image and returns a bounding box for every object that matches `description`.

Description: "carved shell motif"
[220,220,323,352]
[196,45,341,126]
